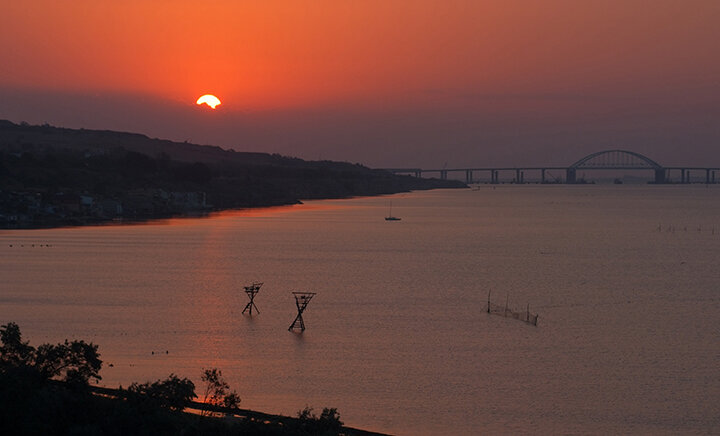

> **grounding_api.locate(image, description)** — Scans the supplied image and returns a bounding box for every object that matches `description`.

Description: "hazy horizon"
[2,1,719,168]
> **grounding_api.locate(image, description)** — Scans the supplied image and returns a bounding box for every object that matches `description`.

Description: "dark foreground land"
[0,120,464,228]
[0,322,389,436]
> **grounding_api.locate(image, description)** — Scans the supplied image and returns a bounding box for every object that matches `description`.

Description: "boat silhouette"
[385,202,401,221]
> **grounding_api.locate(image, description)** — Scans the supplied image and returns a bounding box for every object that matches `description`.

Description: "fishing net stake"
[289,292,316,331]
[242,282,263,315]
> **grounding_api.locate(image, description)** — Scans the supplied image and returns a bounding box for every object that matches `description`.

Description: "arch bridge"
[566,149,666,183]
[386,149,719,184]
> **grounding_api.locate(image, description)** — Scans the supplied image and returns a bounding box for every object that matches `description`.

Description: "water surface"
[1,185,719,434]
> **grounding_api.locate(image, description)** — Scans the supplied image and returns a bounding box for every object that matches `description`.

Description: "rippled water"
[1,185,719,435]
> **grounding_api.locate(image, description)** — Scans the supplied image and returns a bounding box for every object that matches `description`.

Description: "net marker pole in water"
[526,303,530,322]
[486,290,539,327]
[241,282,263,315]
[288,292,316,332]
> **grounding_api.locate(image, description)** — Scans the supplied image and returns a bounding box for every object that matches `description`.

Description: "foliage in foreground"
[0,321,101,386]
[126,373,198,412]
[297,406,345,434]
[200,367,242,415]
[0,322,349,436]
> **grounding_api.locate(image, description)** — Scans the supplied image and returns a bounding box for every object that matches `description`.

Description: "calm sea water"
[1,186,719,435]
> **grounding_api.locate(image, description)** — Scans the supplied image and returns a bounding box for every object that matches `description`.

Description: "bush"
[127,374,197,411]
[0,322,101,386]
[295,406,344,435]
[200,368,241,415]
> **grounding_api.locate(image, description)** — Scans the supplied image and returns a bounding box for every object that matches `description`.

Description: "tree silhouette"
[127,373,197,411]
[200,367,241,416]
[0,322,101,386]
[0,322,34,367]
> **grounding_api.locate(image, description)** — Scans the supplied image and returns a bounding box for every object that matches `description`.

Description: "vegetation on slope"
[0,322,386,436]
[0,120,464,227]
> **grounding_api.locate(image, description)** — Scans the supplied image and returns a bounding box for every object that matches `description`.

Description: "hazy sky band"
[1,1,719,167]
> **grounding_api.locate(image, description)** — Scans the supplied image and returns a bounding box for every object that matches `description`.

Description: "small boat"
[385,202,401,221]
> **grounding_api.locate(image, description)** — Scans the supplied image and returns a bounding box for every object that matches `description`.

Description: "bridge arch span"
[570,149,662,170]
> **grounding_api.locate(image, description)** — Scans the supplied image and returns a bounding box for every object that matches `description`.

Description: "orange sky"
[3,0,719,110]
[1,1,720,167]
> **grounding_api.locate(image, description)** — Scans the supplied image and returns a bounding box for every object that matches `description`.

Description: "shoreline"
[88,385,392,436]
[0,187,466,231]
[1,119,466,230]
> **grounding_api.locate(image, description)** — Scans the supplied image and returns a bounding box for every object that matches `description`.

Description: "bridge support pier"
[440,170,447,180]
[466,170,473,184]
[541,169,546,184]
[491,170,498,184]
[654,169,666,184]
[566,168,577,184]
[682,169,688,184]
[706,169,711,184]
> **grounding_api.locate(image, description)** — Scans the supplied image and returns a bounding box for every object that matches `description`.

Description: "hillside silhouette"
[0,120,463,227]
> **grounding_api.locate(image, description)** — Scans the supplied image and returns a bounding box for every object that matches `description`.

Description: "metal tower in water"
[288,292,316,331]
[241,282,263,315]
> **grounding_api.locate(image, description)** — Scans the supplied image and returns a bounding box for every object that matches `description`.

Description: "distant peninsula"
[0,120,464,228]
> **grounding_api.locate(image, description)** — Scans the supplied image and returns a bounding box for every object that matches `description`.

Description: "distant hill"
[0,120,464,227]
[0,119,291,166]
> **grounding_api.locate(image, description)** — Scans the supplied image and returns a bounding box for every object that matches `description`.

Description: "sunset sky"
[1,1,719,167]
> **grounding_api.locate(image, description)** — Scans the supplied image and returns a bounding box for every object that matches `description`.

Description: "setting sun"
[196,94,221,109]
